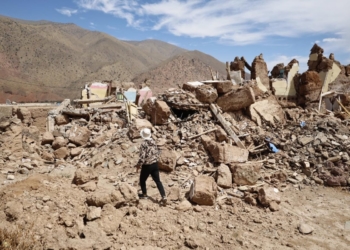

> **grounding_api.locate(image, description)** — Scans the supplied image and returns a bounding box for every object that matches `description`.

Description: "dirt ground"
[1,163,350,250]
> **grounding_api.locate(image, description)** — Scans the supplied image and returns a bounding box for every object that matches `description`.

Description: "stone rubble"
[1,44,350,249]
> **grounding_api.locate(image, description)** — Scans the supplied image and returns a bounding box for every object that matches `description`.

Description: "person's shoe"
[138,193,148,199]
[160,197,167,205]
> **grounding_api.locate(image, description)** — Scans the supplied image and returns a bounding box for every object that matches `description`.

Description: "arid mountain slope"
[125,39,187,63]
[133,51,227,94]
[0,15,227,102]
[0,16,186,102]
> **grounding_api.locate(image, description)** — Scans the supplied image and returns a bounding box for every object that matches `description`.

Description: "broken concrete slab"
[249,96,285,127]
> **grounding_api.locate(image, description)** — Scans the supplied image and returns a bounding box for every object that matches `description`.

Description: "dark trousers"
[140,162,166,197]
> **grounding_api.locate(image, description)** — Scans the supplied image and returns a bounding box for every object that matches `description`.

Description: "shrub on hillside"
[0,224,42,250]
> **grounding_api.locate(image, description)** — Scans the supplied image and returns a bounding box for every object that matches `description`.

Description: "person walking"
[135,128,167,204]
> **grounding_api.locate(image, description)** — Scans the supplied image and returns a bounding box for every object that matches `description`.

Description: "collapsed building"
[0,44,350,248]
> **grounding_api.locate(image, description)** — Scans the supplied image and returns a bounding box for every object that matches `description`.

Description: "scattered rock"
[68,125,91,146]
[195,84,218,104]
[231,162,261,185]
[41,132,55,145]
[86,206,102,221]
[176,199,192,211]
[258,187,281,207]
[189,175,217,205]
[73,168,98,185]
[217,164,232,188]
[298,223,314,234]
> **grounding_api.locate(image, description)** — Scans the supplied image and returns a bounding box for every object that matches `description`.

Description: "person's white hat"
[140,128,152,140]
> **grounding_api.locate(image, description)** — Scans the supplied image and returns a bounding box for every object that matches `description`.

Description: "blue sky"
[1,0,350,72]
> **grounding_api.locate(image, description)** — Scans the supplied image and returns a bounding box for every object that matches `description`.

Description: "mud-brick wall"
[28,107,52,132]
[0,106,12,119]
[0,106,52,132]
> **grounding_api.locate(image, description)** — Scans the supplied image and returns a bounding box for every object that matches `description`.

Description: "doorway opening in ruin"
[171,108,197,120]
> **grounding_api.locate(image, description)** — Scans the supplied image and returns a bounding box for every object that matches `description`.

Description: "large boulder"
[86,183,138,208]
[158,149,177,172]
[202,135,248,164]
[230,162,262,185]
[142,99,170,125]
[150,101,171,125]
[195,85,218,104]
[217,164,232,188]
[68,125,91,146]
[128,119,152,139]
[189,175,217,205]
[217,87,255,112]
[142,98,156,116]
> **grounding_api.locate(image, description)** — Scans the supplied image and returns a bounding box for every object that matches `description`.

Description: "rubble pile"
[1,45,350,249]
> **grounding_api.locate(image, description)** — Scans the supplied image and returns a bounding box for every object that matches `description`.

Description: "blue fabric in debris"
[268,142,279,153]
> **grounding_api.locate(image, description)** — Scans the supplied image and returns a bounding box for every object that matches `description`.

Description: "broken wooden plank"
[188,128,217,140]
[73,96,111,104]
[210,103,245,149]
[336,99,350,117]
[62,109,90,117]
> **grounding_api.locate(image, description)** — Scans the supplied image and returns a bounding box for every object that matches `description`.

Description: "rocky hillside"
[133,51,227,94]
[0,16,191,102]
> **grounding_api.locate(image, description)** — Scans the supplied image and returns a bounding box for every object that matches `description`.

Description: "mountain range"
[0,15,226,102]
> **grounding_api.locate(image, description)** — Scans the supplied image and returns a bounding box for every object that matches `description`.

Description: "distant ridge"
[0,15,226,102]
